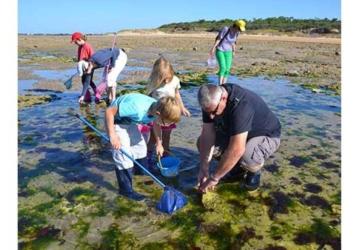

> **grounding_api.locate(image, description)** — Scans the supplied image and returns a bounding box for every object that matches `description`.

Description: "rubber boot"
[84,90,92,103]
[95,81,107,103]
[244,171,261,191]
[115,167,146,201]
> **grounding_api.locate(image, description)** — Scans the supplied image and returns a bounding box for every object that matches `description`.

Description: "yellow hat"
[234,19,246,32]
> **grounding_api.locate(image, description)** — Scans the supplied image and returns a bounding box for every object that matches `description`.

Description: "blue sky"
[19,0,341,34]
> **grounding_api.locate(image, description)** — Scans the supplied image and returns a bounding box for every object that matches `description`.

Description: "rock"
[239,46,243,50]
[311,88,322,93]
[335,51,340,56]
[286,70,300,77]
[275,51,281,55]
[251,62,258,66]
[330,28,340,34]
[192,47,197,51]
[18,94,61,109]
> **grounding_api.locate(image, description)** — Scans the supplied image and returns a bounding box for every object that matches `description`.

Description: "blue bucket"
[157,156,181,177]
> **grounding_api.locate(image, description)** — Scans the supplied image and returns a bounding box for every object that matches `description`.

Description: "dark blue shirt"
[202,84,281,140]
[90,48,120,68]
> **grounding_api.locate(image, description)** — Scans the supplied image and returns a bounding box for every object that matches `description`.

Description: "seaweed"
[98,223,139,249]
[294,218,340,249]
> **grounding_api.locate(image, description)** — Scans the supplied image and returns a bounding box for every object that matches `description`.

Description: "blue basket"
[157,156,181,177]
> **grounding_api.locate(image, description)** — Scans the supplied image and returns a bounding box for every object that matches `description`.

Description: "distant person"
[105,94,181,200]
[143,56,191,167]
[78,47,127,104]
[71,32,99,103]
[209,20,246,85]
[196,84,281,193]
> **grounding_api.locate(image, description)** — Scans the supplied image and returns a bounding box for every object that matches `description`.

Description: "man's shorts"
[213,135,281,172]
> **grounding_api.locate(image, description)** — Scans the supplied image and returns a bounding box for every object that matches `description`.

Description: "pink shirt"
[77,42,94,61]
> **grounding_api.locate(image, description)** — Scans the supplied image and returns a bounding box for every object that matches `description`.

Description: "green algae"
[20,227,61,250]
[177,71,208,87]
[116,87,147,96]
[112,197,148,218]
[294,218,340,248]
[201,191,223,210]
[20,55,74,65]
[18,94,60,109]
[140,242,174,250]
[66,187,98,205]
[98,223,139,249]
[72,218,90,238]
[18,209,48,238]
[33,199,61,214]
[118,80,148,86]
[330,191,341,205]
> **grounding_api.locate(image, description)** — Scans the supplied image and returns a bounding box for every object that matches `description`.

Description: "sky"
[18,0,341,34]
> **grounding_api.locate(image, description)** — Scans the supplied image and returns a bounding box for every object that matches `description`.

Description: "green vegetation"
[177,71,208,87]
[99,223,139,249]
[159,17,341,34]
[18,94,61,109]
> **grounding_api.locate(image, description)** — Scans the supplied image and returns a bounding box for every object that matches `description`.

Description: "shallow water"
[18,70,340,249]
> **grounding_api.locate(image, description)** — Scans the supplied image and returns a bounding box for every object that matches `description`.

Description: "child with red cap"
[71,32,105,103]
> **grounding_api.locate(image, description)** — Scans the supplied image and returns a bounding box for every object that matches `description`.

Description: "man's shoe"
[245,171,261,191]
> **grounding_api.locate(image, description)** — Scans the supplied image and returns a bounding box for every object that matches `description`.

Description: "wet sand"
[19,32,340,93]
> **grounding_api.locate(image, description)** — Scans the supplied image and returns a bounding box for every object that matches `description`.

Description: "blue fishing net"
[156,186,187,214]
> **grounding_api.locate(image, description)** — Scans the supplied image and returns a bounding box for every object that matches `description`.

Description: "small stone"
[286,70,300,77]
[275,51,281,55]
[193,47,197,51]
[335,51,340,56]
[311,88,322,93]
[239,46,243,50]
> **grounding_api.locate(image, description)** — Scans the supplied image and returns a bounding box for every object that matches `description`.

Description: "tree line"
[158,17,341,33]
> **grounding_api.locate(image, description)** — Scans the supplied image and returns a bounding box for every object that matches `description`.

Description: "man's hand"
[110,135,121,150]
[198,177,219,193]
[197,167,209,188]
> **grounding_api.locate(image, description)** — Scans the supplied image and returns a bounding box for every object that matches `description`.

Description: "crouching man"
[197,84,281,193]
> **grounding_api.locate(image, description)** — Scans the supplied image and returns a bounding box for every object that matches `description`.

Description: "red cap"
[71,32,82,42]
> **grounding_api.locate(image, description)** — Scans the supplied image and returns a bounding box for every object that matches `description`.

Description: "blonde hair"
[155,96,181,123]
[147,56,175,95]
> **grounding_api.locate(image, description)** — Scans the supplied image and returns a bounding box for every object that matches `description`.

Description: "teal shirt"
[111,93,157,124]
